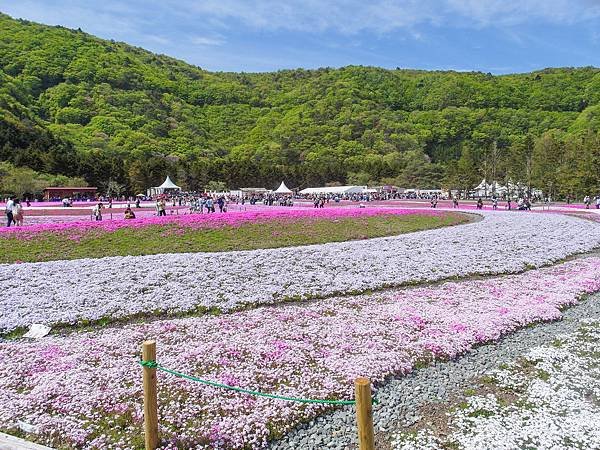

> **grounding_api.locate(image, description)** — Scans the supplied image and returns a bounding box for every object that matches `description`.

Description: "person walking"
[596,195,600,210]
[5,196,14,227]
[93,202,104,221]
[12,199,23,226]
[430,195,438,208]
[584,195,591,209]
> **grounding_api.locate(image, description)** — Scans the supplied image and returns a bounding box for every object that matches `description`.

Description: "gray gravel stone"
[269,292,600,450]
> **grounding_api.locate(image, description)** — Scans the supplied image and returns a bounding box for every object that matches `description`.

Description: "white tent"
[148,176,181,196]
[274,181,293,194]
[299,186,366,195]
[158,176,180,190]
[472,179,540,198]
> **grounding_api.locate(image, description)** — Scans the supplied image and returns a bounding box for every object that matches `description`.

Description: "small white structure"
[240,187,270,196]
[148,176,181,197]
[472,179,542,198]
[473,179,503,197]
[299,185,366,195]
[274,181,293,194]
[416,189,443,196]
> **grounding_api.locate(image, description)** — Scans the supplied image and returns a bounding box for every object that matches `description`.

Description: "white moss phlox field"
[2,211,600,332]
[1,258,600,449]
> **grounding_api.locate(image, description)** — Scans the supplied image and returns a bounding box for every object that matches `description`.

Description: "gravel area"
[269,292,600,450]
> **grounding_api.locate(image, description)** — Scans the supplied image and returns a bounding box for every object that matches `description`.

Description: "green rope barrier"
[139,360,378,405]
[140,360,158,369]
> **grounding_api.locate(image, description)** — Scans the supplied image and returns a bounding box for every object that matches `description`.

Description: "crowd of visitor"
[583,195,600,210]
[4,191,600,226]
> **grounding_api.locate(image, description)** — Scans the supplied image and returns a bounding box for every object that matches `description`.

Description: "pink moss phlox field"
[1,258,600,449]
[0,207,444,240]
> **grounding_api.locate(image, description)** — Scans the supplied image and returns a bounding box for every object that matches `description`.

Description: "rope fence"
[139,360,368,405]
[140,340,376,450]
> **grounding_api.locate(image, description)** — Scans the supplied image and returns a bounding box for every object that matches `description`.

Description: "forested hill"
[0,12,599,198]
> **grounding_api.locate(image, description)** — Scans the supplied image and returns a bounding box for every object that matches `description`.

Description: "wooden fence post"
[355,377,375,450]
[142,340,159,450]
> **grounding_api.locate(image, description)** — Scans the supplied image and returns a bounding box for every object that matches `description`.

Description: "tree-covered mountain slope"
[0,12,598,196]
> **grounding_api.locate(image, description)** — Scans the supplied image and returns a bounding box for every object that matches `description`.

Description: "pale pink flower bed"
[1,257,599,449]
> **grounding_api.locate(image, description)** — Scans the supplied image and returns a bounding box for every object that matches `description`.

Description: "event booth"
[148,176,181,197]
[298,185,366,195]
[274,182,293,194]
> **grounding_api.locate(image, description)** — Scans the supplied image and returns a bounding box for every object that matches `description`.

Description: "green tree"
[205,180,227,192]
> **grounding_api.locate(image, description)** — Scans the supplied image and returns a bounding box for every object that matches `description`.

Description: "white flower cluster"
[2,259,598,449]
[392,320,600,450]
[2,211,600,332]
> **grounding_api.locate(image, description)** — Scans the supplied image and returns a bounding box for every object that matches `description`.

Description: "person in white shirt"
[5,196,15,227]
[92,202,104,221]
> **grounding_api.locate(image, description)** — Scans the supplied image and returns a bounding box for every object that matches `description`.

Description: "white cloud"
[167,0,600,34]
[173,0,439,34]
[3,0,599,40]
[446,0,600,27]
[146,35,170,45]
[191,35,225,46]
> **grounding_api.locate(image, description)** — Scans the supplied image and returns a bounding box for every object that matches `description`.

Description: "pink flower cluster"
[1,257,599,449]
[0,207,445,240]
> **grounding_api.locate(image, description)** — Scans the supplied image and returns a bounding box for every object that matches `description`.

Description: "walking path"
[0,432,53,450]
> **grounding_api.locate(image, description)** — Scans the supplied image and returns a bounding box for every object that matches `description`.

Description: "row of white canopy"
[153,178,373,196]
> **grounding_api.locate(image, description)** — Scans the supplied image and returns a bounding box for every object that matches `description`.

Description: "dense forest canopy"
[0,12,599,198]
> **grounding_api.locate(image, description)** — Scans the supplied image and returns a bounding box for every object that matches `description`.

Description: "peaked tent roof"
[274,181,293,194]
[157,176,180,189]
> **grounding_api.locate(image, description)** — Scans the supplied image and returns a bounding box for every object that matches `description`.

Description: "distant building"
[239,187,270,196]
[298,186,366,195]
[472,179,543,198]
[43,186,97,201]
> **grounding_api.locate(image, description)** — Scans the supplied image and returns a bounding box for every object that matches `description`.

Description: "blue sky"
[1,0,599,73]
